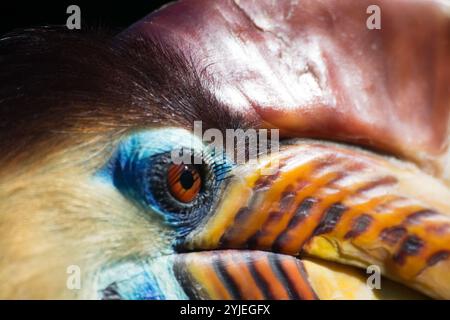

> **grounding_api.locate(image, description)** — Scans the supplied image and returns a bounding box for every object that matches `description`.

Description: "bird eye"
[103,129,232,235]
[167,163,201,203]
[141,150,221,232]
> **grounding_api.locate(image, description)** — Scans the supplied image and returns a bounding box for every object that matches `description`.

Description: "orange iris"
[167,163,201,203]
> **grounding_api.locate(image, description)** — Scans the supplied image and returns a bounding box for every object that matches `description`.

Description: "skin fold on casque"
[0,0,449,300]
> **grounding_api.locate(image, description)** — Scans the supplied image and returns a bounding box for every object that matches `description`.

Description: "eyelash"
[199,150,233,183]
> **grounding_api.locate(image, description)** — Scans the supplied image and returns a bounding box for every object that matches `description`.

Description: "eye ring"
[140,151,216,228]
[167,163,202,203]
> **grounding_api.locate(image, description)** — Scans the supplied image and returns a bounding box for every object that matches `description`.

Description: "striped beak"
[172,250,318,300]
[180,140,450,299]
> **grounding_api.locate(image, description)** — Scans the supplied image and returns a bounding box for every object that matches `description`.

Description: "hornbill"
[0,0,449,299]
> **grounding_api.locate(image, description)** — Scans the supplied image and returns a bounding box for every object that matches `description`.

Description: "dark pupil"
[180,167,195,189]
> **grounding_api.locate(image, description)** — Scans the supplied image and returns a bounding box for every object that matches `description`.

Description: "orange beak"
[182,140,450,299]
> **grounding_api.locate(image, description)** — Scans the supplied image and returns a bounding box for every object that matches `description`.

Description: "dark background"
[0,0,172,35]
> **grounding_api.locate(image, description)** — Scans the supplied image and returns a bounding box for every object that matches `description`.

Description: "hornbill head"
[0,0,449,299]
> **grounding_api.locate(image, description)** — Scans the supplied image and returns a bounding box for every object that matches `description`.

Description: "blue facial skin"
[95,128,233,299]
[97,129,187,220]
[98,127,232,227]
[98,257,189,300]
